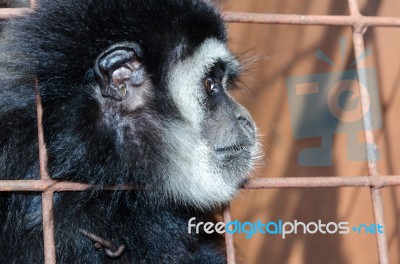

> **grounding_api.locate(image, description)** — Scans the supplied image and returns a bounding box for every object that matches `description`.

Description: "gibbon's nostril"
[237,115,255,135]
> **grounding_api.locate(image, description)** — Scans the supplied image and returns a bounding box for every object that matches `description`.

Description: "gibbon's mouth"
[214,143,252,154]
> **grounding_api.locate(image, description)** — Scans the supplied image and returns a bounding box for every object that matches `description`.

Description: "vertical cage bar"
[370,188,389,264]
[347,0,389,263]
[348,0,379,177]
[35,79,56,264]
[42,190,56,264]
[35,78,49,180]
[223,206,236,264]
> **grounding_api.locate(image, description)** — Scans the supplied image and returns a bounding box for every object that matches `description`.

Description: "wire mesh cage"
[0,0,399,263]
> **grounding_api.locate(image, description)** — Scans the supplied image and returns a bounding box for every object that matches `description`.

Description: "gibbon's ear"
[95,42,146,101]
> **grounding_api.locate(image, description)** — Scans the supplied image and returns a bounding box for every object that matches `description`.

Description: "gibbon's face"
[164,39,258,208]
[95,37,257,209]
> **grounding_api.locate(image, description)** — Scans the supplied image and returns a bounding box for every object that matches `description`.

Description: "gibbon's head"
[3,0,259,209]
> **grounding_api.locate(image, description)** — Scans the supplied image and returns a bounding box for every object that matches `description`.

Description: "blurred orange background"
[221,0,400,263]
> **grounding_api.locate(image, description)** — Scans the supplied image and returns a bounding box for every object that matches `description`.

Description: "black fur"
[0,0,247,263]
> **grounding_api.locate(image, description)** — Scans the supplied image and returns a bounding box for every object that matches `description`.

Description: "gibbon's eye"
[204,77,215,95]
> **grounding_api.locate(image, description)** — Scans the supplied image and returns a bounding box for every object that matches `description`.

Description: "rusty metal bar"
[35,80,56,264]
[1,176,400,192]
[244,176,400,189]
[35,79,49,180]
[370,188,389,263]
[223,11,400,27]
[42,190,56,264]
[0,8,31,20]
[79,229,126,258]
[1,9,400,28]
[348,0,389,263]
[223,206,236,264]
[348,2,379,177]
[0,179,143,192]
